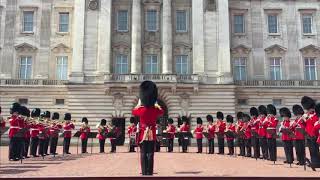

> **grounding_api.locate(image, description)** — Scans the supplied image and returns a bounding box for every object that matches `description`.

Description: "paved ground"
[0,146,318,177]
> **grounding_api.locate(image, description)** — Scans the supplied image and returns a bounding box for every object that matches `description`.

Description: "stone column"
[192,0,205,75]
[131,0,142,74]
[162,0,172,74]
[98,0,112,77]
[70,0,85,83]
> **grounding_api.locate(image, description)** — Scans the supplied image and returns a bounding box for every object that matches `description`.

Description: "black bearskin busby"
[206,114,213,122]
[52,112,60,120]
[64,113,71,120]
[315,103,320,117]
[216,111,224,120]
[258,105,267,116]
[139,80,158,107]
[20,106,30,117]
[301,96,316,110]
[250,107,259,117]
[226,115,233,123]
[82,117,88,123]
[181,116,188,123]
[196,117,202,124]
[243,114,251,122]
[43,111,51,118]
[130,117,135,124]
[100,119,106,126]
[292,105,304,116]
[267,104,277,115]
[236,112,243,120]
[10,102,21,114]
[168,118,173,124]
[156,119,160,125]
[279,107,291,118]
[31,108,41,118]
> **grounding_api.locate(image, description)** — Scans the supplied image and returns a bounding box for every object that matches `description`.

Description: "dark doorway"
[112,118,125,145]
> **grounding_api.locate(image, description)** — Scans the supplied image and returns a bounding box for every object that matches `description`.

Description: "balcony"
[106,74,200,83]
[235,80,320,87]
[0,79,68,86]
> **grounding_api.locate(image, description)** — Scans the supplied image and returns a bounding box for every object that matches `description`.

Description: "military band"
[80,117,90,154]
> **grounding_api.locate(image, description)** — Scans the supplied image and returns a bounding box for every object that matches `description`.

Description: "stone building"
[0,0,319,137]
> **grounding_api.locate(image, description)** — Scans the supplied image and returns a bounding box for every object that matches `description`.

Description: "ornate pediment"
[231,44,251,54]
[299,44,320,55]
[15,43,38,52]
[143,42,161,53]
[143,0,161,5]
[264,44,287,54]
[174,42,192,54]
[51,43,72,53]
[112,41,130,49]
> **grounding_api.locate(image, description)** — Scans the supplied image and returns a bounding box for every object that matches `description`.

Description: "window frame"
[146,9,158,32]
[304,57,317,80]
[176,10,188,33]
[233,57,247,81]
[22,11,34,33]
[145,55,159,74]
[233,14,245,34]
[56,56,68,80]
[58,12,69,33]
[269,57,282,80]
[19,56,32,79]
[267,14,279,34]
[117,10,129,32]
[115,54,129,74]
[175,55,189,74]
[302,14,313,35]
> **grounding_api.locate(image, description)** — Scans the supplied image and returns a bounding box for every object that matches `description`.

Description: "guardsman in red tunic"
[0,106,5,139]
[29,108,41,157]
[291,105,306,166]
[50,112,62,155]
[8,103,22,161]
[216,112,226,155]
[225,115,236,155]
[301,96,320,170]
[21,106,31,158]
[258,105,268,159]
[243,114,252,157]
[249,107,260,159]
[179,116,190,153]
[206,115,215,154]
[165,118,176,152]
[110,119,120,153]
[279,107,294,164]
[79,117,90,153]
[266,104,279,162]
[128,117,138,152]
[194,117,204,153]
[42,111,51,155]
[63,113,75,154]
[38,117,47,157]
[132,81,164,176]
[236,112,245,156]
[307,103,320,170]
[97,119,108,153]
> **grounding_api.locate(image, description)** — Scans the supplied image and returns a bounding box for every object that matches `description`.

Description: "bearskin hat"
[315,103,320,117]
[216,111,224,120]
[181,116,188,123]
[167,118,173,124]
[64,113,71,120]
[267,104,277,115]
[258,105,267,116]
[237,112,244,120]
[226,115,233,123]
[243,114,251,122]
[31,108,41,118]
[292,105,304,116]
[43,111,51,118]
[112,118,117,126]
[196,117,203,124]
[139,81,158,107]
[10,102,21,114]
[279,107,291,118]
[82,117,88,123]
[20,106,29,117]
[206,114,213,122]
[250,107,259,117]
[130,117,135,124]
[301,96,316,110]
[100,119,106,126]
[52,112,60,120]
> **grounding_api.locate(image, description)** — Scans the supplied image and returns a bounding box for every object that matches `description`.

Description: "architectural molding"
[14,43,38,52]
[231,44,251,54]
[51,43,72,53]
[264,44,287,55]
[299,44,320,55]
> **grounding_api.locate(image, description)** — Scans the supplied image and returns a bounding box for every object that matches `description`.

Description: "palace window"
[145,55,159,74]
[146,10,157,31]
[234,15,245,33]
[19,56,32,79]
[59,12,69,32]
[176,10,187,32]
[115,54,128,74]
[269,58,282,80]
[302,14,313,34]
[237,99,248,105]
[117,10,128,32]
[272,99,282,106]
[233,57,247,81]
[23,11,34,32]
[175,55,188,74]
[18,98,29,105]
[304,58,317,80]
[268,15,278,34]
[55,99,65,105]
[56,56,68,80]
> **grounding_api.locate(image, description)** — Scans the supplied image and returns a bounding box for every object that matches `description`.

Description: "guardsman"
[128,117,138,152]
[0,106,5,138]
[97,119,107,153]
[206,115,215,154]
[236,112,245,156]
[179,116,190,153]
[29,108,41,157]
[50,112,62,155]
[266,104,279,162]
[38,113,47,157]
[243,114,252,157]
[216,112,226,155]
[132,81,164,175]
[80,117,90,153]
[249,107,260,159]
[307,102,320,170]
[225,115,236,155]
[63,113,75,154]
[43,111,51,155]
[258,105,268,159]
[110,119,120,153]
[165,118,176,152]
[279,107,294,165]
[8,103,22,161]
[291,105,306,166]
[194,117,204,153]
[21,106,31,158]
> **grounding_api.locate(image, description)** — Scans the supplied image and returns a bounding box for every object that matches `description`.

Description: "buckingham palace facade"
[0,0,320,128]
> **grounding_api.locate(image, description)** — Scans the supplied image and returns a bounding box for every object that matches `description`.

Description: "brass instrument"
[140,126,154,144]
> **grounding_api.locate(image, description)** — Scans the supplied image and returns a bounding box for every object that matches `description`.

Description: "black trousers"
[181,138,188,152]
[208,139,214,154]
[283,140,294,163]
[307,137,320,167]
[129,138,136,152]
[267,138,277,161]
[140,141,155,175]
[81,138,88,153]
[218,137,224,154]
[227,140,234,155]
[44,137,49,155]
[245,138,252,157]
[99,139,105,153]
[155,140,160,152]
[24,138,30,157]
[168,139,174,152]
[111,139,117,152]
[252,136,260,158]
[196,139,203,153]
[30,137,39,156]
[294,139,305,164]
[260,137,268,159]
[50,137,58,154]
[63,137,71,154]
[238,138,245,156]
[38,138,46,156]
[9,137,21,160]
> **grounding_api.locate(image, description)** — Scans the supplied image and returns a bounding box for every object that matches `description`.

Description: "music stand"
[87,132,98,154]
[295,127,307,171]
[14,128,29,164]
[203,132,209,154]
[175,132,193,153]
[161,132,171,152]
[73,131,81,155]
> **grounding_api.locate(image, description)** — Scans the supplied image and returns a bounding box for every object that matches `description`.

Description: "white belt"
[10,126,21,129]
[64,130,72,132]
[30,129,38,131]
[267,127,276,129]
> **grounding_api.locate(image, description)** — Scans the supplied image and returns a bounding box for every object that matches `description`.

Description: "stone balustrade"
[235,80,320,87]
[0,79,68,86]
[105,74,200,83]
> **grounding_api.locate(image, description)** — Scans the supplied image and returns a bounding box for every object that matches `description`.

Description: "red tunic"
[250,117,259,134]
[226,123,236,141]
[80,126,90,140]
[258,116,268,137]
[179,124,190,132]
[110,127,120,140]
[305,112,318,137]
[281,120,292,141]
[266,116,278,139]
[291,117,306,140]
[237,121,244,138]
[244,122,252,139]
[216,120,226,134]
[30,124,40,138]
[194,126,204,139]
[97,126,108,140]
[8,115,20,138]
[63,122,75,138]
[50,124,62,138]
[132,106,164,143]
[127,125,137,136]
[38,124,47,140]
[313,121,320,144]
[207,124,215,139]
[166,124,176,139]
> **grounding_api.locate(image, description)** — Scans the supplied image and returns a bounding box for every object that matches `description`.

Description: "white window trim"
[115,54,129,74]
[301,14,315,36]
[58,12,69,33]
[304,57,317,80]
[269,57,282,80]
[19,56,33,79]
[22,11,35,33]
[117,10,129,32]
[267,14,280,35]
[233,57,247,81]
[233,14,246,35]
[145,55,159,74]
[56,56,68,80]
[176,10,188,33]
[176,55,189,74]
[145,9,158,32]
